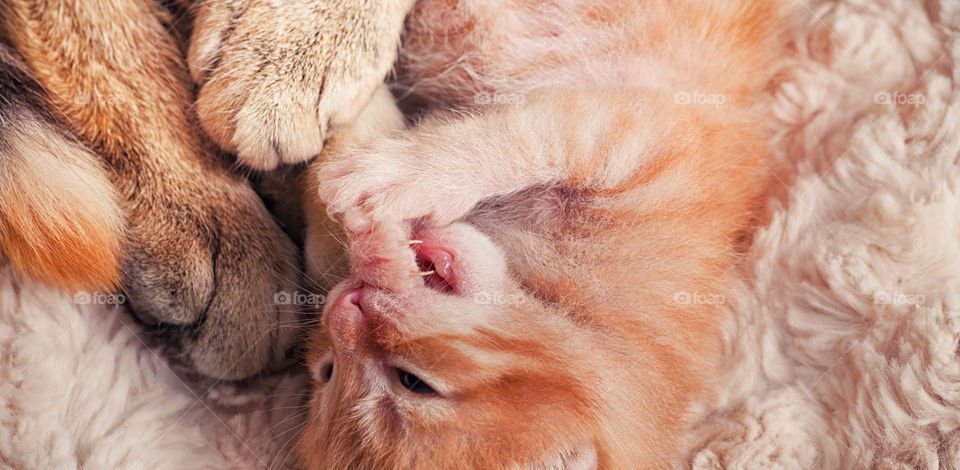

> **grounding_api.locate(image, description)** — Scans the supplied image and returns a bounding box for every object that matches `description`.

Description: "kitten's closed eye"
[314,351,335,384]
[396,368,437,395]
[319,362,334,382]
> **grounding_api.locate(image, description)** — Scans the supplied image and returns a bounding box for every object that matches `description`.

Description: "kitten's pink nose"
[328,287,365,351]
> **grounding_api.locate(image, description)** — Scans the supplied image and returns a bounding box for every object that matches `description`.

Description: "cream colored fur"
[189,0,414,170]
[1,0,958,468]
[685,0,960,467]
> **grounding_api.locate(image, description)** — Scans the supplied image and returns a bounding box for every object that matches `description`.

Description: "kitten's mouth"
[412,241,458,294]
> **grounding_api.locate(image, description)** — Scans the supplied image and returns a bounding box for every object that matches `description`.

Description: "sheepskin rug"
[1,0,958,468]
[0,271,309,469]
[686,0,960,468]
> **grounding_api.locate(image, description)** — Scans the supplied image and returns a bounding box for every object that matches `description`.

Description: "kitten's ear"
[524,443,598,470]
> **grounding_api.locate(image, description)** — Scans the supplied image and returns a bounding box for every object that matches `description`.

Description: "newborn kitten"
[299,0,785,468]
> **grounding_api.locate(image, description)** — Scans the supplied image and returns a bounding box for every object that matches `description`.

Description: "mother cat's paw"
[187,0,411,170]
[122,175,300,380]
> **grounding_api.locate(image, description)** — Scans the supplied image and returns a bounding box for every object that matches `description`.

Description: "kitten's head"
[297,223,689,469]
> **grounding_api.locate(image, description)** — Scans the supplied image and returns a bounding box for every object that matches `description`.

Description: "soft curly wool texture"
[0,267,308,469]
[1,0,958,468]
[686,0,960,468]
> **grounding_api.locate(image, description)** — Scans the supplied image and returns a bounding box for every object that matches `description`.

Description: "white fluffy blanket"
[2,1,958,468]
[0,274,308,469]
[687,0,960,468]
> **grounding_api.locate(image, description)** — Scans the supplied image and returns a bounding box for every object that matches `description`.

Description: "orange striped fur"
[301,0,787,467]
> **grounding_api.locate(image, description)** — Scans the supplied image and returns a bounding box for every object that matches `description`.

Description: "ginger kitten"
[299,0,785,467]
